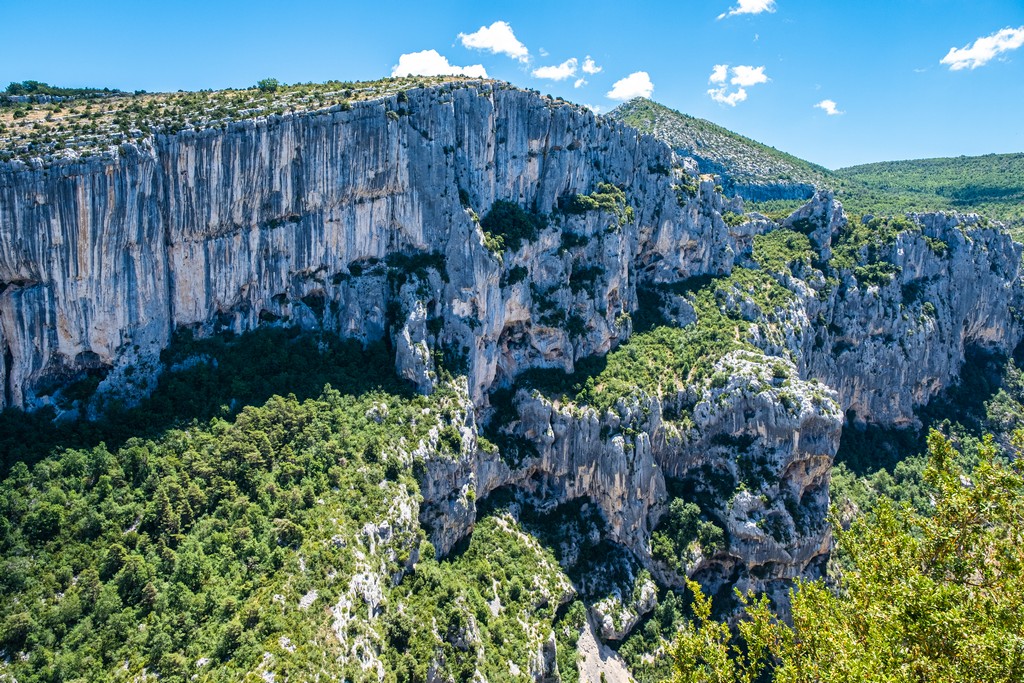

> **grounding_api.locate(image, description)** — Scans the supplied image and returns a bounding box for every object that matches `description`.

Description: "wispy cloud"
[458,21,529,62]
[606,71,654,100]
[941,26,1024,70]
[584,104,602,114]
[574,78,587,88]
[582,56,602,74]
[707,64,768,106]
[718,0,776,20]
[814,99,843,116]
[532,58,578,81]
[392,50,487,78]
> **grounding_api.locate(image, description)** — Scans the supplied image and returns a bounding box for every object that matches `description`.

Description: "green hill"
[611,99,1024,236]
[834,153,1024,229]
[607,98,833,201]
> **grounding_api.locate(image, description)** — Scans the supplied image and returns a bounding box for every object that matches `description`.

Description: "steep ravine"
[2,80,1022,661]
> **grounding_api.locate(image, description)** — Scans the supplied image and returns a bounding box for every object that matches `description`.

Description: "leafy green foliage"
[0,382,444,682]
[650,500,725,573]
[515,265,794,420]
[578,269,792,412]
[751,229,813,275]
[480,200,547,253]
[388,511,573,682]
[4,81,121,98]
[559,183,636,226]
[618,590,690,682]
[255,78,280,93]
[0,327,408,476]
[555,600,588,683]
[836,153,1024,232]
[0,325,592,682]
[829,214,913,272]
[614,98,1023,236]
[720,210,747,228]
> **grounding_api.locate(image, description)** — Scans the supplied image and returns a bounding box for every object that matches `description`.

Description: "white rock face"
[0,82,739,412]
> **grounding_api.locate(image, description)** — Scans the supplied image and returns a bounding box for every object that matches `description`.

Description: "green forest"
[1,323,1023,681]
[834,154,1024,233]
[610,98,1024,236]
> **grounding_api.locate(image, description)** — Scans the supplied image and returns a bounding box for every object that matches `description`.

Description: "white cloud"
[392,50,488,78]
[730,64,768,86]
[532,57,578,81]
[582,56,602,74]
[709,87,748,106]
[707,65,768,106]
[574,78,587,88]
[539,48,549,57]
[941,26,1024,70]
[814,99,843,115]
[458,21,529,62]
[606,71,654,100]
[718,0,776,20]
[584,104,602,114]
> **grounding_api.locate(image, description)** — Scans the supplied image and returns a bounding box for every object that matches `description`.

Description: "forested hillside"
[611,99,1024,235]
[608,99,831,200]
[835,153,1024,232]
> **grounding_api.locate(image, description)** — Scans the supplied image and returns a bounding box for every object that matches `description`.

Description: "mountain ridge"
[608,97,1024,231]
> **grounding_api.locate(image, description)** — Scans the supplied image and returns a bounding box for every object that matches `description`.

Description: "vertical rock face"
[0,82,743,412]
[793,205,1024,426]
[2,82,1023,632]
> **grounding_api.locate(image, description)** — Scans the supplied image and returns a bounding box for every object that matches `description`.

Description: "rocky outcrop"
[792,204,1024,426]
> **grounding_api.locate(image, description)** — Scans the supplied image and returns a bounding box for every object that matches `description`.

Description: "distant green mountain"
[834,154,1024,229]
[607,98,832,201]
[611,99,1024,235]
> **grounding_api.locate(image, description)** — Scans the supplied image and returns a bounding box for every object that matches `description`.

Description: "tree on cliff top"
[255,78,280,93]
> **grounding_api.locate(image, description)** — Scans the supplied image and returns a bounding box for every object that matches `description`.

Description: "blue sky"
[2,0,1022,168]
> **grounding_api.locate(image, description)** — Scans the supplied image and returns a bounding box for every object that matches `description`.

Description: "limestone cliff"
[2,81,1022,647]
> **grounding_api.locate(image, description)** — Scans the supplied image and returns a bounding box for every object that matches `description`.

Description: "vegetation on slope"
[608,98,832,193]
[612,98,1024,236]
[4,80,123,99]
[0,381,436,681]
[0,327,591,682]
[0,76,488,165]
[0,327,408,476]
[519,227,809,415]
[835,153,1024,231]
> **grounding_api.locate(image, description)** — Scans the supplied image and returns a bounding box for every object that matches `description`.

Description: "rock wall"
[0,82,747,412]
